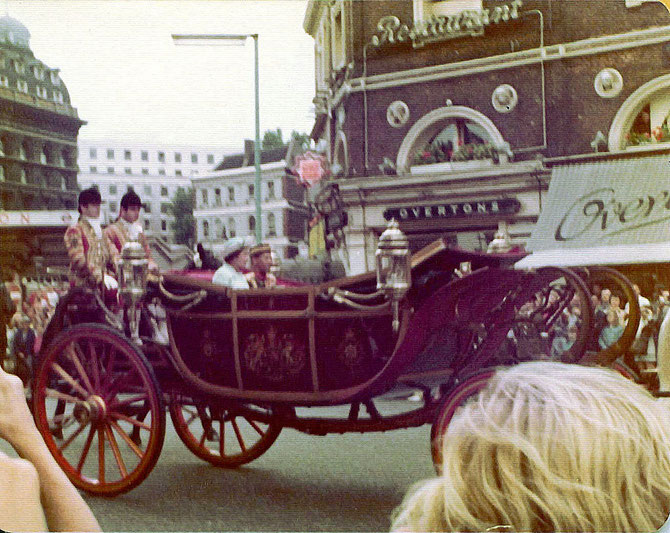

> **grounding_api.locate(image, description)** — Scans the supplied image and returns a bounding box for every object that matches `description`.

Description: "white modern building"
[77,140,227,241]
[193,141,309,259]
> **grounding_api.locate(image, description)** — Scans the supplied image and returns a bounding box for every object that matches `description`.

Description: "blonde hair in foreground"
[391,362,670,532]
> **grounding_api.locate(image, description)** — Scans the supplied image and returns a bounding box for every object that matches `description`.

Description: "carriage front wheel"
[169,395,282,468]
[430,370,495,474]
[33,323,166,496]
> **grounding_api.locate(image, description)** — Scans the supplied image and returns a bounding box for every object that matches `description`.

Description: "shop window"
[412,119,495,166]
[330,3,346,70]
[267,213,276,237]
[228,218,236,238]
[396,105,505,174]
[609,74,670,150]
[249,215,256,235]
[414,0,482,23]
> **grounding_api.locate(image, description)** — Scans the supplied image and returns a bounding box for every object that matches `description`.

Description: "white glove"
[103,274,118,290]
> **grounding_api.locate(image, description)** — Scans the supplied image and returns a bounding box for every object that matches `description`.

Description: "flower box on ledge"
[410,159,494,175]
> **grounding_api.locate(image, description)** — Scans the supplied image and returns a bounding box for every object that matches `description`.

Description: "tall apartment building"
[0,15,85,276]
[77,141,226,242]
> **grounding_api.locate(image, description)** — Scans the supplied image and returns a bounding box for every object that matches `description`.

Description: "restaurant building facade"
[303,0,670,274]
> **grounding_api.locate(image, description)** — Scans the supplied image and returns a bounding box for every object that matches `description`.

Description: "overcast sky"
[7,0,315,151]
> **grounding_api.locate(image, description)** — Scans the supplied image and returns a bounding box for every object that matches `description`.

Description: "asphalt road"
[6,401,435,532]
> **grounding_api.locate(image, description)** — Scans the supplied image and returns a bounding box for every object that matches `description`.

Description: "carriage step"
[640,368,658,375]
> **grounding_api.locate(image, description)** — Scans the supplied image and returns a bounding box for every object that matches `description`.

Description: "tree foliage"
[290,130,311,151]
[168,187,195,246]
[262,128,284,150]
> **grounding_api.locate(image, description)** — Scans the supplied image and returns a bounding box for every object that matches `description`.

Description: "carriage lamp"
[117,241,148,341]
[376,219,411,332]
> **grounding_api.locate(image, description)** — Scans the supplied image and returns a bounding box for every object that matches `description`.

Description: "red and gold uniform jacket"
[104,219,157,272]
[64,217,118,288]
[245,271,277,289]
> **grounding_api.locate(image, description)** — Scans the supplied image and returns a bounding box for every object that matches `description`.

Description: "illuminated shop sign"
[371,0,522,48]
[383,198,520,221]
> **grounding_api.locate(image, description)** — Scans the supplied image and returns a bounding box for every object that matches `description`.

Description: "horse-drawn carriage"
[32,218,629,496]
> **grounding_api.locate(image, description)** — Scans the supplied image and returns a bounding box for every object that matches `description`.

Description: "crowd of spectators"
[2,272,68,387]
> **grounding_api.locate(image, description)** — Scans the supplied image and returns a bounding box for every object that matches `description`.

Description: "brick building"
[304,0,670,274]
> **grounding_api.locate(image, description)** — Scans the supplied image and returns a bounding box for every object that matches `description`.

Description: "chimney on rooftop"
[243,139,255,167]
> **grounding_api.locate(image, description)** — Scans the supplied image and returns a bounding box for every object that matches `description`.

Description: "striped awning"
[515,154,670,268]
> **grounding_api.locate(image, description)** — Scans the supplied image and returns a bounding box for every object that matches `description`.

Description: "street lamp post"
[172,33,262,244]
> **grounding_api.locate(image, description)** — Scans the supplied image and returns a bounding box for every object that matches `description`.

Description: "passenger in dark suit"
[11,315,35,387]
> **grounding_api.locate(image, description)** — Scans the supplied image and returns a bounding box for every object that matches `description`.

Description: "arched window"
[267,213,276,237]
[40,147,48,164]
[395,106,506,174]
[20,169,27,184]
[0,138,4,156]
[609,74,670,150]
[0,165,4,182]
[60,175,67,191]
[59,150,66,167]
[228,218,236,238]
[19,142,27,160]
[248,215,256,235]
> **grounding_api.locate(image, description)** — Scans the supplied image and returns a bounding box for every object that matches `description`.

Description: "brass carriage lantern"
[117,241,148,341]
[376,219,411,332]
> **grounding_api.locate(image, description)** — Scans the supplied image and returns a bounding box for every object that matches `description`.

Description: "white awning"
[516,154,670,269]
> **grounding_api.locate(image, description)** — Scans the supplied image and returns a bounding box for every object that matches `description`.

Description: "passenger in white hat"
[211,237,250,289]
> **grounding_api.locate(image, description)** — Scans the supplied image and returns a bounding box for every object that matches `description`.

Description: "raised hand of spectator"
[0,365,101,532]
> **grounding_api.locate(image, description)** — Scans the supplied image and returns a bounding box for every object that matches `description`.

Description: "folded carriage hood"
[515,153,670,269]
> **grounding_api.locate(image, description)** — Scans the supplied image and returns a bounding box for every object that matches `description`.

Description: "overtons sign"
[516,154,670,268]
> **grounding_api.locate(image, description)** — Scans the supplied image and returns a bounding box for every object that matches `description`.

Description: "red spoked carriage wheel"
[430,370,495,474]
[33,323,166,496]
[169,395,282,468]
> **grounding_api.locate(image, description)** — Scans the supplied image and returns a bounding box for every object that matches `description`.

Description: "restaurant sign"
[371,0,522,49]
[384,198,520,221]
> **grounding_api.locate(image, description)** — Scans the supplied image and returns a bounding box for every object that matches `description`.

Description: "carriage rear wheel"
[430,370,495,474]
[33,323,165,496]
[169,395,282,468]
